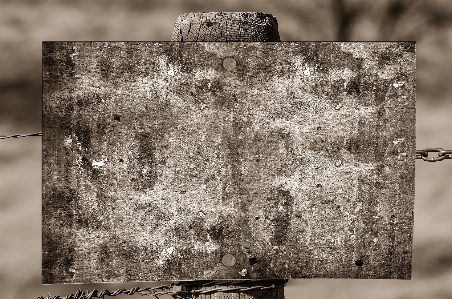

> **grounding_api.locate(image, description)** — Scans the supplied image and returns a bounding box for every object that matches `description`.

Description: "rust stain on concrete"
[42,42,415,283]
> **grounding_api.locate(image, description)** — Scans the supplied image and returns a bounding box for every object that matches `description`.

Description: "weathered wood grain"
[42,42,415,283]
[172,12,280,42]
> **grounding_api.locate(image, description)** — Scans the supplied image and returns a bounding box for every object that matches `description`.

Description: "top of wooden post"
[171,12,280,42]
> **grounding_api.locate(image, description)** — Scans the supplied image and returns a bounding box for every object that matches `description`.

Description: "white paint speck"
[393,82,405,88]
[239,269,248,276]
[303,68,311,76]
[92,159,106,168]
[167,66,175,76]
[330,67,356,82]
[392,138,404,145]
[64,137,72,147]
[193,240,218,254]
[166,247,174,255]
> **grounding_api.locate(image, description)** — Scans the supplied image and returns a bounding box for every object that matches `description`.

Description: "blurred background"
[0,0,451,298]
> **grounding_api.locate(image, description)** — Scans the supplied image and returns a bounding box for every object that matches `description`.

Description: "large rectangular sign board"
[43,42,415,283]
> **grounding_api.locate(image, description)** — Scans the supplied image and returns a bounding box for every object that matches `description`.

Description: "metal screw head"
[222,254,236,267]
[223,57,236,71]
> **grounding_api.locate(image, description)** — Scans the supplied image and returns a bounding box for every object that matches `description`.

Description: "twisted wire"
[416,148,452,162]
[37,284,173,299]
[37,280,288,299]
[0,132,452,162]
[0,132,42,139]
[1,132,450,162]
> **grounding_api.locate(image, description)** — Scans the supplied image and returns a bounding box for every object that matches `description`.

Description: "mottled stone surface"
[42,42,415,283]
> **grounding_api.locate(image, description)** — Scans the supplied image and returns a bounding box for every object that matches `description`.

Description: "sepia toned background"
[0,0,451,298]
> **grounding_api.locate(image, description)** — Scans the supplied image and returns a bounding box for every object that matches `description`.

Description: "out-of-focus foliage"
[1,0,452,133]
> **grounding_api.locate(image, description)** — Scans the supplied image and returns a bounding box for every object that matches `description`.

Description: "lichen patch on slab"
[43,42,415,283]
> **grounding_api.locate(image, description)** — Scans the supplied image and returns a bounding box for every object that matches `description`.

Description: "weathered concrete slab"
[42,42,415,283]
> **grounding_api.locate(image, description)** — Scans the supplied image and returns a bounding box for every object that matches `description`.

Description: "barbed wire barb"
[37,280,289,299]
[1,132,451,162]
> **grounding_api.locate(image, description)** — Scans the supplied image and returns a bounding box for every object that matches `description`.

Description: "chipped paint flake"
[92,159,106,168]
[166,247,174,255]
[64,137,72,147]
[330,67,356,82]
[392,138,405,145]
[393,82,405,88]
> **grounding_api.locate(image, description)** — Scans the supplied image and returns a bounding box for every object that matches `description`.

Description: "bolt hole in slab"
[223,57,236,71]
[113,114,121,121]
[355,260,364,267]
[222,254,236,267]
[249,257,257,265]
[119,158,124,162]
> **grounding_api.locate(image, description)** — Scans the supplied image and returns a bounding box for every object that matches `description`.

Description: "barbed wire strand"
[0,132,42,139]
[2,132,447,298]
[416,148,452,162]
[1,132,450,162]
[37,280,289,299]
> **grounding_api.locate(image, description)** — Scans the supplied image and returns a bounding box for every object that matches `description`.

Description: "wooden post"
[42,12,415,288]
[172,12,280,42]
[171,12,284,299]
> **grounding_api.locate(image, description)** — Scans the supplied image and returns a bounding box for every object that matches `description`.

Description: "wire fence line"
[0,132,42,139]
[2,132,450,162]
[37,284,173,299]
[37,280,288,299]
[416,148,452,162]
[1,131,449,298]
